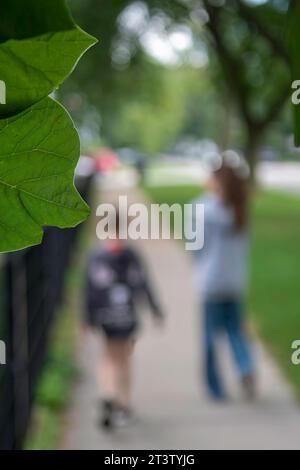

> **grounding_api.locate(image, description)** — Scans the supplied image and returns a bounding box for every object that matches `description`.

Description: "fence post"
[9,253,30,449]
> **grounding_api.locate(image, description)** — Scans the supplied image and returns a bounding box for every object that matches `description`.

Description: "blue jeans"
[203,299,254,399]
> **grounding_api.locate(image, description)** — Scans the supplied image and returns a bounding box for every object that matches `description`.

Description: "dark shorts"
[101,324,138,339]
[87,306,138,339]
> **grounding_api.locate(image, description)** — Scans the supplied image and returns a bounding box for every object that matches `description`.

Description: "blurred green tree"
[64,0,200,151]
[66,0,293,173]
[201,0,291,174]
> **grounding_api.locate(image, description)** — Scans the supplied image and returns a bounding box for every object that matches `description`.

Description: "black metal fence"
[0,172,93,450]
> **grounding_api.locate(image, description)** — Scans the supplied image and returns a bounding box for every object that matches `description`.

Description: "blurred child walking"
[84,211,163,429]
[193,158,255,401]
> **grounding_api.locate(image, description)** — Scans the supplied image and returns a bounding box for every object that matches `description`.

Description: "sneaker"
[113,405,134,428]
[241,374,257,401]
[100,399,115,430]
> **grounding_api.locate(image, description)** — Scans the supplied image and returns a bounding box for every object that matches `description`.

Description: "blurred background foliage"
[59,0,294,169]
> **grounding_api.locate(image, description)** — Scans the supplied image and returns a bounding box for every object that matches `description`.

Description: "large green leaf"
[293,102,300,148]
[0,97,90,253]
[288,1,300,146]
[0,0,74,41]
[0,0,97,252]
[0,28,96,118]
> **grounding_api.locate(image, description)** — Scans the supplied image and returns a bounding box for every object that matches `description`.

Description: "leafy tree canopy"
[67,0,294,167]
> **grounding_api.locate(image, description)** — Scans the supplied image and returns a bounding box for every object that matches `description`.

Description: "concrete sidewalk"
[62,188,300,450]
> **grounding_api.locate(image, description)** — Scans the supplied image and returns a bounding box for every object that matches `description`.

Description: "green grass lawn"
[144,184,300,396]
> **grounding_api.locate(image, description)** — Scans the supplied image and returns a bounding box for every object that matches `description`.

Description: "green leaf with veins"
[0,0,97,252]
[0,97,90,253]
[0,0,74,41]
[0,28,96,118]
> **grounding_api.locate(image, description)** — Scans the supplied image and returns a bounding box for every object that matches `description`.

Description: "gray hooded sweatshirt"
[192,192,249,301]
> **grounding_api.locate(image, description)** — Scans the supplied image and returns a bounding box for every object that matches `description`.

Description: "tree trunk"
[219,101,232,150]
[244,127,263,185]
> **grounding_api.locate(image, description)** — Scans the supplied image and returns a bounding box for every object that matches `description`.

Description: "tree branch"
[257,82,290,130]
[203,0,290,132]
[235,0,290,67]
[203,0,254,127]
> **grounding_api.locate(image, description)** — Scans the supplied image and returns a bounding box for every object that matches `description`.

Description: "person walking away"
[192,161,255,401]
[84,212,164,429]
